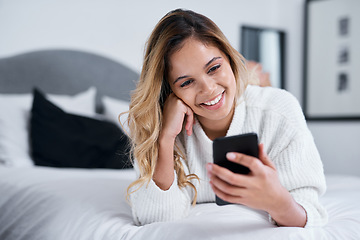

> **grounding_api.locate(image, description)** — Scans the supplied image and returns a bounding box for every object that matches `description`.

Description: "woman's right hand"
[154,93,194,190]
[161,93,195,140]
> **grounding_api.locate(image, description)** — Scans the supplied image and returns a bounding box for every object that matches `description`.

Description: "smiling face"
[167,38,237,136]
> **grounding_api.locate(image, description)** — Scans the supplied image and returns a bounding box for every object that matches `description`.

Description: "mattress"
[1,167,360,240]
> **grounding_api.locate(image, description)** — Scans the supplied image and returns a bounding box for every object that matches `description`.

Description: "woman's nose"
[199,77,216,95]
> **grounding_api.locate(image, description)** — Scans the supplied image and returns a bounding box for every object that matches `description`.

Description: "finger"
[210,181,244,205]
[226,152,262,174]
[184,107,194,136]
[258,143,276,169]
[210,172,245,196]
[209,163,249,187]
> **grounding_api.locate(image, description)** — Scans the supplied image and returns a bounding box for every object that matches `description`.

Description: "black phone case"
[212,132,259,206]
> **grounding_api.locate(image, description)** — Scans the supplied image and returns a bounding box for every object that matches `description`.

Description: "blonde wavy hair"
[126,9,250,204]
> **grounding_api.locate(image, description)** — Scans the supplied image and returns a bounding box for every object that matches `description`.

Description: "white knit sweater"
[130,85,328,227]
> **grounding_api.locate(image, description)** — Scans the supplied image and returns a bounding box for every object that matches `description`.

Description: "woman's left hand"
[207,143,289,214]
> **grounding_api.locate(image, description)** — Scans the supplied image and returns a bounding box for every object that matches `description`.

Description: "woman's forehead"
[169,39,222,69]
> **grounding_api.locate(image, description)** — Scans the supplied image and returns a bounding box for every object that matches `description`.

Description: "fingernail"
[226,152,236,160]
[206,163,212,172]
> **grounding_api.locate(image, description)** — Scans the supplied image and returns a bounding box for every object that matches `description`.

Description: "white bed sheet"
[0,167,359,240]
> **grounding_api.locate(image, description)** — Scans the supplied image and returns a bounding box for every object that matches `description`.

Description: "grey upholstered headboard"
[0,49,139,112]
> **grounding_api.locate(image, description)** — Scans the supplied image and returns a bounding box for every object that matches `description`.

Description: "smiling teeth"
[203,93,222,106]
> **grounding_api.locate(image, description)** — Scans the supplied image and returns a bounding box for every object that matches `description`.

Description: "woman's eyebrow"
[204,57,221,69]
[173,57,222,85]
[173,75,190,85]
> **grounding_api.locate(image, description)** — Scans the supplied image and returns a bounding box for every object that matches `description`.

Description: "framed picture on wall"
[303,0,360,120]
[240,25,286,89]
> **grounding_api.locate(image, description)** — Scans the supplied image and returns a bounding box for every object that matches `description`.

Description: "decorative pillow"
[0,94,32,167]
[30,89,132,169]
[0,87,96,167]
[102,95,130,134]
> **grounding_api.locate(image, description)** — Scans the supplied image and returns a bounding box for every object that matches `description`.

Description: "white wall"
[0,0,283,73]
[0,0,359,175]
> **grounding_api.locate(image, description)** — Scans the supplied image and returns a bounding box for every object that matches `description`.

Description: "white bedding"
[1,167,360,240]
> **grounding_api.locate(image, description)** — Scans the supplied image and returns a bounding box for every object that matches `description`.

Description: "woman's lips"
[200,91,225,110]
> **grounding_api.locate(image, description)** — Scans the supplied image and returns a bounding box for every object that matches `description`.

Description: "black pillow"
[30,89,133,169]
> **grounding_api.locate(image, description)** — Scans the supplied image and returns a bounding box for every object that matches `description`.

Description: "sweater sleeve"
[273,130,328,227]
[266,91,328,227]
[129,167,192,226]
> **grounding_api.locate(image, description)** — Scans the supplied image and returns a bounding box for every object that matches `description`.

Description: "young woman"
[126,9,327,227]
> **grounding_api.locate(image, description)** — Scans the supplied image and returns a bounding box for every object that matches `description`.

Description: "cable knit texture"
[130,85,328,227]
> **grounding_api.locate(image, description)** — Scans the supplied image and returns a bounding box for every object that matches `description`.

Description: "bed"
[1,49,360,240]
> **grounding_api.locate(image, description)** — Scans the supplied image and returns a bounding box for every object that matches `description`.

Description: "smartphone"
[212,132,259,205]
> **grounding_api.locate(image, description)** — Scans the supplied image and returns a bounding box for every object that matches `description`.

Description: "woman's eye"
[208,64,221,74]
[180,79,194,88]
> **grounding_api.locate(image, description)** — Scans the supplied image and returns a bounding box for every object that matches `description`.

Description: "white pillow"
[0,87,96,167]
[102,96,130,134]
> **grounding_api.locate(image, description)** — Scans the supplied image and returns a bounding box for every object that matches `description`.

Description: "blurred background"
[0,0,359,176]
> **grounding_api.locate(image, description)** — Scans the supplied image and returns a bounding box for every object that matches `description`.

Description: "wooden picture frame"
[303,0,360,120]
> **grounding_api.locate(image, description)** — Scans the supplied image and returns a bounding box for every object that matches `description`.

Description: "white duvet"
[0,167,360,240]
